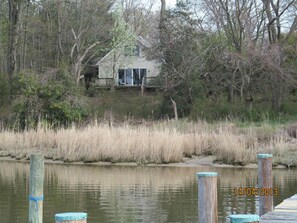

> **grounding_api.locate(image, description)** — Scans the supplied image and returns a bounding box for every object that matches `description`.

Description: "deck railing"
[94,76,164,88]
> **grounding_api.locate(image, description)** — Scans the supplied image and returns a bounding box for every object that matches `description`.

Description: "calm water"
[0,161,297,223]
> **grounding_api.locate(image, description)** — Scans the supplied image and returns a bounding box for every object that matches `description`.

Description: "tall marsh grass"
[0,120,296,165]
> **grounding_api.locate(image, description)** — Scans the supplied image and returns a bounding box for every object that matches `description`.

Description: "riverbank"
[0,155,288,169]
[0,120,296,167]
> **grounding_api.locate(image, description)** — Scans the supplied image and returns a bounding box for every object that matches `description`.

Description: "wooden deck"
[260,194,297,222]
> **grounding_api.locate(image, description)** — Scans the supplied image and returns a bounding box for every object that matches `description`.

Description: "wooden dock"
[260,194,297,223]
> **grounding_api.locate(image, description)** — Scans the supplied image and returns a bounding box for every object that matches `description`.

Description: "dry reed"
[0,121,295,165]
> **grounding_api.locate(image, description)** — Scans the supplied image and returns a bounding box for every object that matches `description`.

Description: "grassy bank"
[0,120,296,167]
[88,89,163,120]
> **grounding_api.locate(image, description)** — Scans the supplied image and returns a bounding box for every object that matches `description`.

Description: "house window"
[118,69,125,85]
[133,69,140,85]
[126,69,132,85]
[140,69,146,82]
[118,68,147,86]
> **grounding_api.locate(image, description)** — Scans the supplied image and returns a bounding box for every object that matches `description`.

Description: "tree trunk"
[73,59,83,85]
[227,70,236,103]
[7,0,22,78]
[20,0,30,71]
[159,0,166,30]
[244,75,253,111]
[70,33,100,85]
[159,0,168,91]
[111,52,116,92]
[261,0,277,44]
[271,78,285,112]
[170,97,178,121]
[141,76,145,96]
[57,0,64,63]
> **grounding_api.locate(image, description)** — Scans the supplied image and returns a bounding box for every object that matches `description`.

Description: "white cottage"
[95,36,161,87]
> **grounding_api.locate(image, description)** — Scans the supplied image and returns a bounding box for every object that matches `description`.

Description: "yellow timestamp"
[233,187,279,196]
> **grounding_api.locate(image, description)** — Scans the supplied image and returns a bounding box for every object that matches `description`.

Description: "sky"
[166,0,177,8]
[152,0,177,11]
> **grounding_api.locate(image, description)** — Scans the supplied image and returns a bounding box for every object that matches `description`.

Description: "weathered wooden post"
[55,213,87,223]
[257,154,273,216]
[229,214,259,223]
[29,154,44,223]
[197,172,218,223]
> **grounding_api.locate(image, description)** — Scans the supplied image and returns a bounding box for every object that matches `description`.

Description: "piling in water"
[29,154,44,223]
[197,172,218,223]
[55,212,87,223]
[257,154,273,216]
[229,214,260,223]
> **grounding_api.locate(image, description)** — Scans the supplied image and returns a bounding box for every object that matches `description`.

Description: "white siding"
[96,40,161,85]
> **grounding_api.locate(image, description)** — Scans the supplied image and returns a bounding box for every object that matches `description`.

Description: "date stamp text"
[233,187,279,196]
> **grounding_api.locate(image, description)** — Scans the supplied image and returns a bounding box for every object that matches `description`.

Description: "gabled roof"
[95,36,150,65]
[136,36,150,48]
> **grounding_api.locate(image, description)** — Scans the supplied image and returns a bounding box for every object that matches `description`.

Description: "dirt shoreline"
[0,155,288,169]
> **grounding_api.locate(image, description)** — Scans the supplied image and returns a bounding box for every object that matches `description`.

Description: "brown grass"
[0,120,296,165]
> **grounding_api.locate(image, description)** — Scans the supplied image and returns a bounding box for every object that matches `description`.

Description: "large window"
[118,68,147,86]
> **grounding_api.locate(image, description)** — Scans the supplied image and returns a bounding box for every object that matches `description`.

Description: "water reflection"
[0,161,297,223]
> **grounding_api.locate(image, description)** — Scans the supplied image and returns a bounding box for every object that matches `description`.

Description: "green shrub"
[10,69,88,129]
[89,90,163,120]
[189,98,283,122]
[0,73,9,106]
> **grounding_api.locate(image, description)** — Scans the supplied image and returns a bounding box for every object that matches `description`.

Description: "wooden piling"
[257,154,273,216]
[55,212,87,223]
[229,214,259,223]
[197,172,218,223]
[29,154,44,223]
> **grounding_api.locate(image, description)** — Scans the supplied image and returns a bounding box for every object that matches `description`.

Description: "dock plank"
[260,194,297,223]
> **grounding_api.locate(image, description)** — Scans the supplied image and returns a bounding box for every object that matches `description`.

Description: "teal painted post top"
[55,212,87,221]
[257,154,273,159]
[229,214,259,223]
[197,172,218,178]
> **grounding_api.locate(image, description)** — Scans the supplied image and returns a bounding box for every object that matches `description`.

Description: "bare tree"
[118,0,158,38]
[157,2,209,115]
[0,0,9,74]
[7,0,23,79]
[65,0,113,84]
[200,0,297,110]
[201,0,266,103]
[261,0,296,44]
